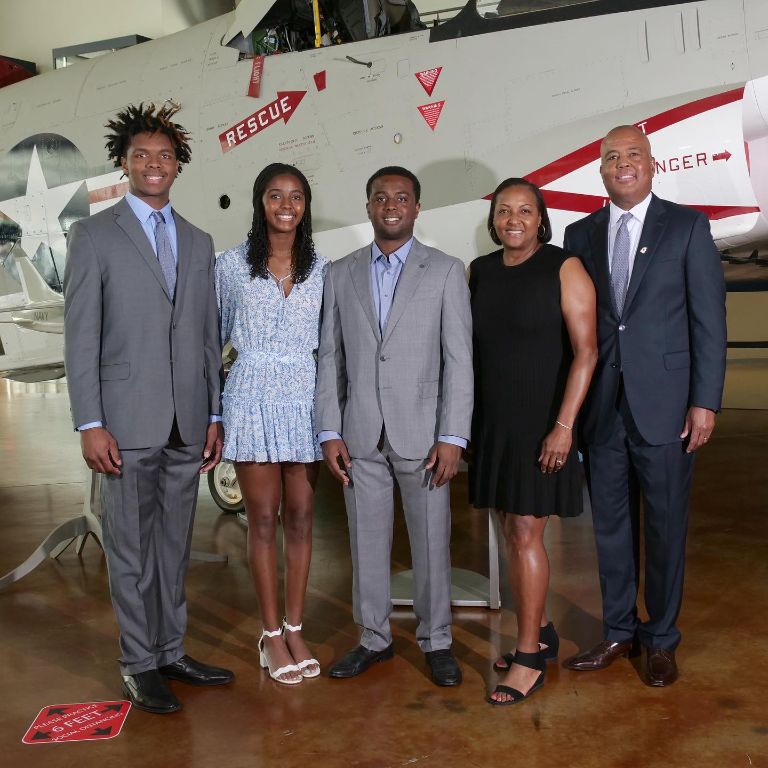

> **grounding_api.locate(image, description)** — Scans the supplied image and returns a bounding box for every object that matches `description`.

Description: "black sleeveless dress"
[468,244,583,518]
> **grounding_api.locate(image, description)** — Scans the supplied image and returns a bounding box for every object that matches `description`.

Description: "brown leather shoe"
[564,640,633,671]
[645,647,678,687]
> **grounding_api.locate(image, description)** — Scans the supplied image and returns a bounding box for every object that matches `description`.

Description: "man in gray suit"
[64,104,233,713]
[315,167,473,686]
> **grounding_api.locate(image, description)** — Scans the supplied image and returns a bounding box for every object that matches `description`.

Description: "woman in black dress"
[469,179,597,704]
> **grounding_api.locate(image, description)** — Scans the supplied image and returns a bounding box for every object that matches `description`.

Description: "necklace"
[267,268,291,282]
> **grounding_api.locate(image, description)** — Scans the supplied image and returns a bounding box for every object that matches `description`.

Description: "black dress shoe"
[645,647,678,687]
[328,644,394,678]
[159,655,235,686]
[425,649,462,687]
[122,670,181,714]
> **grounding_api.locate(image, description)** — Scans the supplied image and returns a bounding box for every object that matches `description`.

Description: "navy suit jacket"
[563,194,726,447]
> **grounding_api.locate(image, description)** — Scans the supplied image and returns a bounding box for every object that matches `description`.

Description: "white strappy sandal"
[258,627,302,685]
[282,618,321,678]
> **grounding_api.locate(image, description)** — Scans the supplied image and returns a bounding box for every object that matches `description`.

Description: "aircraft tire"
[208,460,244,512]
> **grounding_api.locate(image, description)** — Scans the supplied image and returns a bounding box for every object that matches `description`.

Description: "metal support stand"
[391,509,501,608]
[0,469,226,591]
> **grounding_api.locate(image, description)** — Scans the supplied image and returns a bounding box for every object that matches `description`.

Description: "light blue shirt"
[125,191,178,263]
[78,194,220,431]
[318,237,465,449]
[371,237,411,333]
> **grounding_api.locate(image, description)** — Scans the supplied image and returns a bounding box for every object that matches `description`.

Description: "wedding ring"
[555,459,563,465]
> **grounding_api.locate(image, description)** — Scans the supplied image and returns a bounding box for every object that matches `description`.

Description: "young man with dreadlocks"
[64,103,234,713]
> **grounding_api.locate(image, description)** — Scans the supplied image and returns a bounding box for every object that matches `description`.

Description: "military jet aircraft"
[0,0,766,386]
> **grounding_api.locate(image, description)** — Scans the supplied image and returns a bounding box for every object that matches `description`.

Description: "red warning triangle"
[415,67,442,97]
[417,100,445,131]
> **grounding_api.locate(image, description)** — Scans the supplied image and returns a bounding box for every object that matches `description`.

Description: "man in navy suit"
[563,125,726,686]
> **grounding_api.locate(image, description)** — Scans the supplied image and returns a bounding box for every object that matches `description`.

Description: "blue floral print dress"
[215,240,328,463]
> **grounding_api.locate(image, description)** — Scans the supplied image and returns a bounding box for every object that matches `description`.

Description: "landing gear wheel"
[207,460,244,512]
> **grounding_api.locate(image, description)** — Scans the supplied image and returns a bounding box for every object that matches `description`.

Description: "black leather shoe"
[564,639,635,671]
[159,655,235,686]
[645,647,678,687]
[425,649,462,687]
[328,644,394,678]
[121,670,181,714]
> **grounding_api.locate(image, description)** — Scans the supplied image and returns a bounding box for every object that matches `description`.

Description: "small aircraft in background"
[0,251,65,381]
[0,251,64,335]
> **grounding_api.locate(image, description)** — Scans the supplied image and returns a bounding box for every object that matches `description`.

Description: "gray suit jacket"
[64,197,222,449]
[315,238,473,460]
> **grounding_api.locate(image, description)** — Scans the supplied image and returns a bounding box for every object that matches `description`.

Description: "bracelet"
[555,420,572,431]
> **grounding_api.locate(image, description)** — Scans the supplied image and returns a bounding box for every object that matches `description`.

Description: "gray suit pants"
[343,432,453,653]
[101,430,203,674]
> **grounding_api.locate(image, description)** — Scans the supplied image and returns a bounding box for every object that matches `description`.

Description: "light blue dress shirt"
[371,237,410,333]
[77,193,220,431]
[318,238,466,449]
[125,191,178,262]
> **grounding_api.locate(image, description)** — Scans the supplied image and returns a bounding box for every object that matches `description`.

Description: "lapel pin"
[640,246,648,254]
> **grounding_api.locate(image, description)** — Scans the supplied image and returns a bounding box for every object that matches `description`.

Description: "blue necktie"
[611,212,632,316]
[151,210,177,299]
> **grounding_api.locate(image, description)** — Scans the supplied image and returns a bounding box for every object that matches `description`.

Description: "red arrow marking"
[219,91,307,153]
[713,150,732,161]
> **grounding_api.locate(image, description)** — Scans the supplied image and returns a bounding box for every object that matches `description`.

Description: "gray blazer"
[64,197,222,449]
[315,238,473,460]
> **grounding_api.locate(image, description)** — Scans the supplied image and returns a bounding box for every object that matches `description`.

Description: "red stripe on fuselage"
[524,88,745,189]
[88,182,129,205]
[539,189,759,219]
[634,87,744,137]
[690,204,759,220]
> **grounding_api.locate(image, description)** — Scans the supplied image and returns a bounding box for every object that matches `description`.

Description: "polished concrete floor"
[0,381,767,768]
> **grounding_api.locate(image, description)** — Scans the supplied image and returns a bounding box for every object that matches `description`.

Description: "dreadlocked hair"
[246,163,317,284]
[104,102,192,171]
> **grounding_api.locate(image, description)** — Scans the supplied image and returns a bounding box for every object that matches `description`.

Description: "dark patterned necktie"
[150,210,177,299]
[611,212,632,315]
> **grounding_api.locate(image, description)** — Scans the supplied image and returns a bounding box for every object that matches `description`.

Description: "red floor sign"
[22,701,131,744]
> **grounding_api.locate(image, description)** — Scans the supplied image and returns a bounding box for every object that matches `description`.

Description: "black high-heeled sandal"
[488,650,545,706]
[493,622,560,671]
